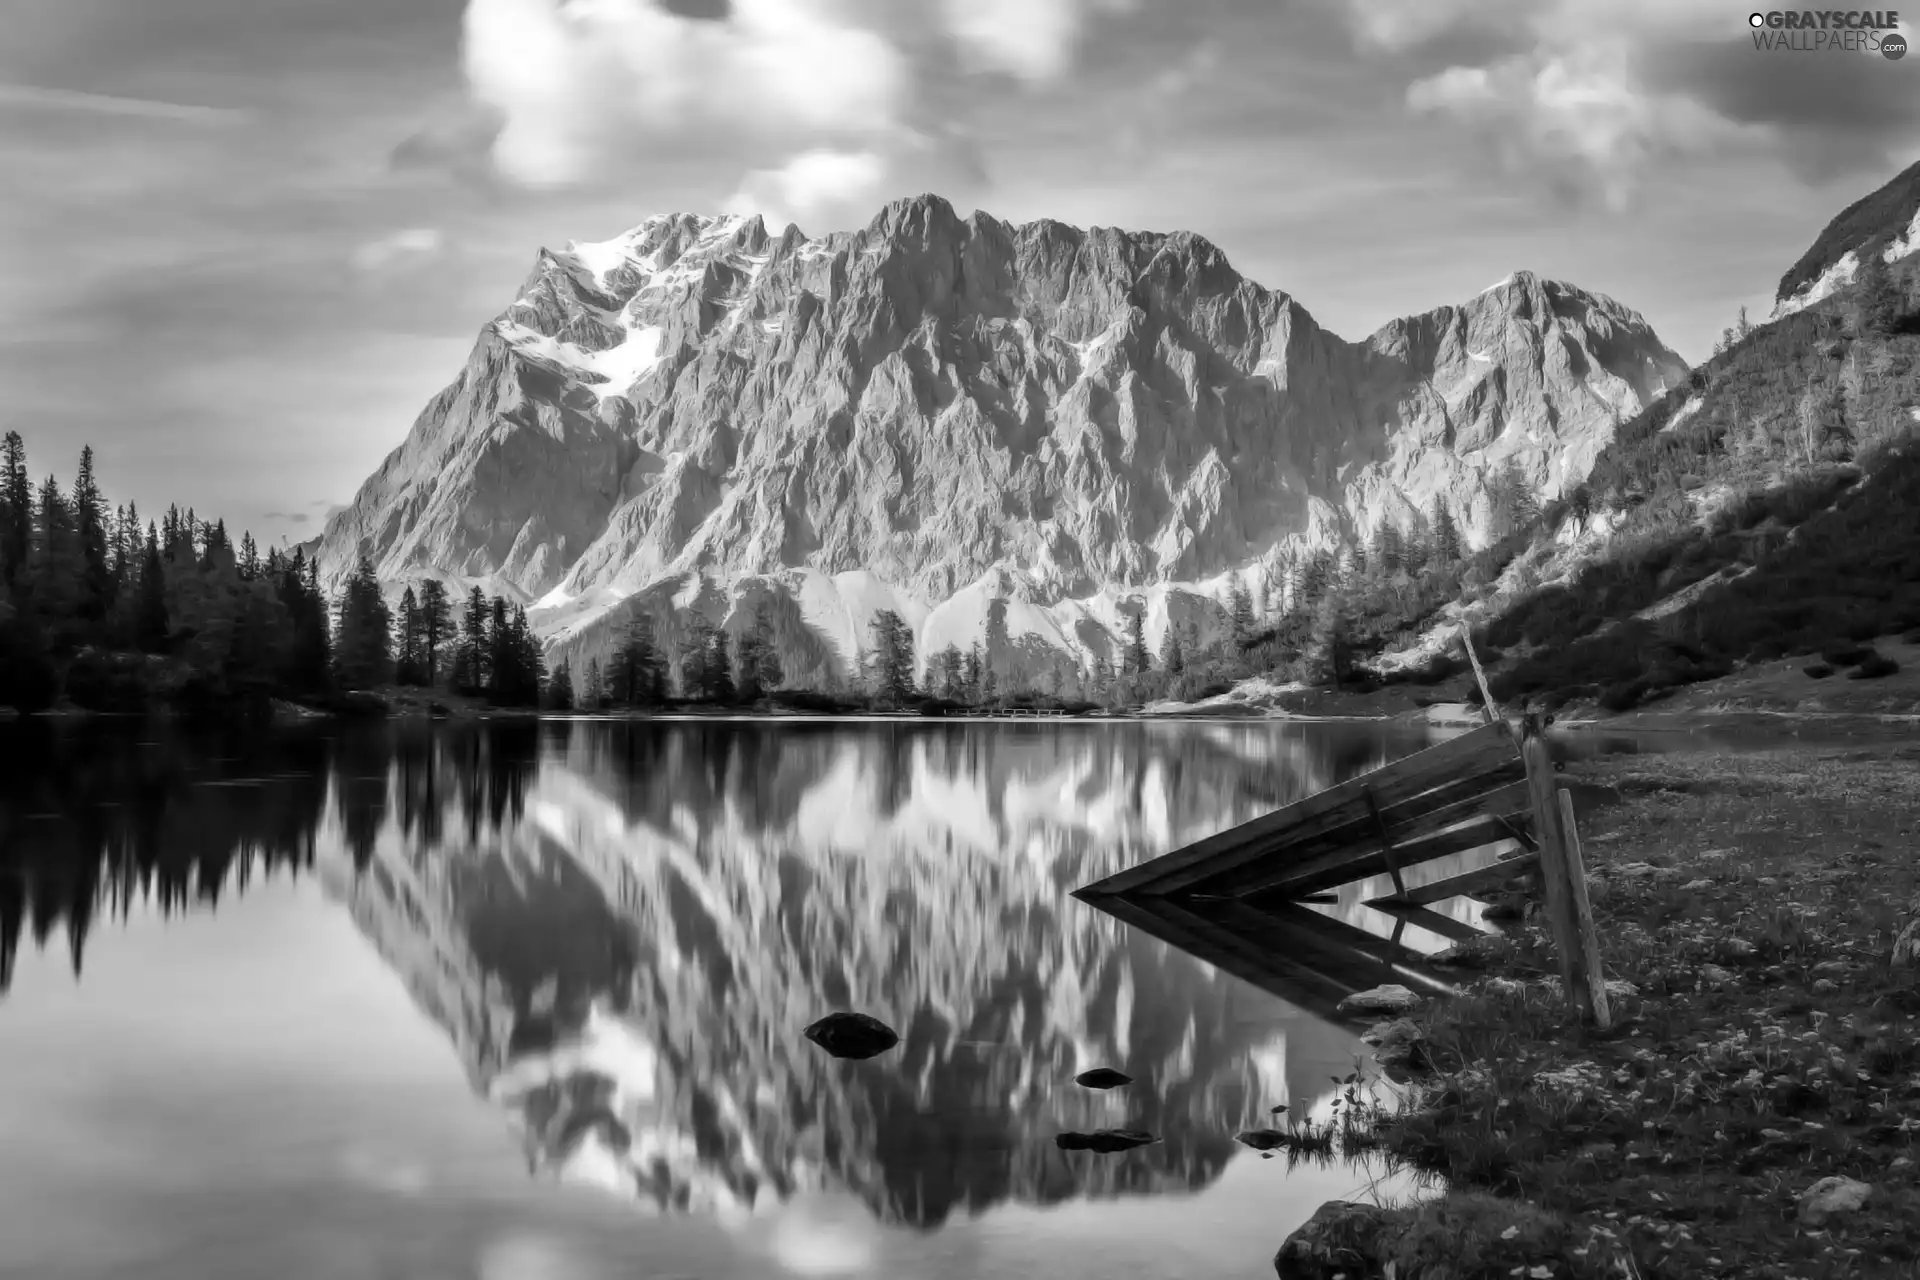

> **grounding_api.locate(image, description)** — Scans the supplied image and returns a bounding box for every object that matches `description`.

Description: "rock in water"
[1336,984,1422,1016]
[1236,1129,1291,1151]
[1055,1129,1157,1153]
[803,1012,899,1059]
[1074,1067,1132,1089]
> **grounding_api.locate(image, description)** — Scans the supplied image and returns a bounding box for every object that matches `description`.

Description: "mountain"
[1384,160,1920,715]
[314,196,1686,685]
[1773,158,1920,318]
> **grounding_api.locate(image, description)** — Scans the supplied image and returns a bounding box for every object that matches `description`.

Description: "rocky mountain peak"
[316,195,1688,685]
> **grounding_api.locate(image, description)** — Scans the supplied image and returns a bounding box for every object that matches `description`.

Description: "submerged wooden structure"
[1077,721,1540,910]
[1076,697,1613,1027]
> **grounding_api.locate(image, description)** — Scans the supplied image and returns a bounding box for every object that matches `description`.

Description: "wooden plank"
[1459,623,1512,744]
[1196,898,1461,999]
[1370,901,1489,945]
[1167,763,1529,897]
[1241,811,1527,900]
[1373,850,1541,907]
[1558,786,1612,1031]
[1086,894,1388,1025]
[1080,722,1521,898]
[1196,779,1532,898]
[1522,712,1605,1026]
[1363,787,1407,900]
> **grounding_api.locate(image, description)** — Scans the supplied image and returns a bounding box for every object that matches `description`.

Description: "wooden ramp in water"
[1076,722,1539,910]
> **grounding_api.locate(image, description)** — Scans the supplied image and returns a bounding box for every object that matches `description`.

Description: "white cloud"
[1360,0,1764,209]
[723,148,888,230]
[938,0,1139,83]
[350,227,447,273]
[453,0,1137,217]
[460,0,911,189]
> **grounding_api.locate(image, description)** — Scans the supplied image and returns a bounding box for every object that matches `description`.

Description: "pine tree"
[962,642,984,704]
[582,656,605,710]
[1431,496,1463,564]
[0,431,30,590]
[1306,590,1353,687]
[1123,610,1149,677]
[134,526,170,653]
[456,587,490,693]
[544,656,575,711]
[72,446,112,625]
[1159,619,1185,675]
[732,603,783,702]
[867,610,916,706]
[418,580,451,687]
[238,531,260,581]
[394,587,423,685]
[331,555,392,689]
[30,474,82,648]
[1858,246,1903,338]
[1228,580,1255,651]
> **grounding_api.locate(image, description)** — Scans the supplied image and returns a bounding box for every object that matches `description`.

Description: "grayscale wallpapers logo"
[1748,10,1907,56]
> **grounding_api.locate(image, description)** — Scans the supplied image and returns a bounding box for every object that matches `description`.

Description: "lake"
[0,716,1496,1280]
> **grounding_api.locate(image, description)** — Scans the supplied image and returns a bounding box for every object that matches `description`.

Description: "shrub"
[1598,679,1649,712]
[1821,644,1877,666]
[1803,663,1834,679]
[1849,654,1901,679]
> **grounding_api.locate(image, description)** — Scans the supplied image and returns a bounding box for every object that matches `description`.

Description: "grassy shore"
[1354,741,1920,1279]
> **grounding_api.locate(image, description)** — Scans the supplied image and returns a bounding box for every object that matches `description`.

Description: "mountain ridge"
[314,194,1687,689]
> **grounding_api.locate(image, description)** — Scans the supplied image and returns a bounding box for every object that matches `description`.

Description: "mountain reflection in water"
[0,717,1487,1276]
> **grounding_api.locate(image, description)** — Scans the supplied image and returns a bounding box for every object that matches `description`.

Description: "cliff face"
[315,722,1458,1226]
[315,196,1687,677]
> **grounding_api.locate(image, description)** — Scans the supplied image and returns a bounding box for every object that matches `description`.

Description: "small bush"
[1820,643,1876,666]
[1849,654,1901,679]
[1598,679,1649,712]
[1803,663,1834,679]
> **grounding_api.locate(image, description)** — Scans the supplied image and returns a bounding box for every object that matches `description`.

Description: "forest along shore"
[1301,741,1920,1280]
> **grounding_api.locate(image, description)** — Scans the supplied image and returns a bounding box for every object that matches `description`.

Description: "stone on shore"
[1797,1176,1872,1227]
[1337,984,1422,1016]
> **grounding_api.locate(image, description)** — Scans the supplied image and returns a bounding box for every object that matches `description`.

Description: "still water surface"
[0,718,1493,1280]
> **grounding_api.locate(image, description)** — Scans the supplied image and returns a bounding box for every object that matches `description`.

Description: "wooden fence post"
[1520,711,1609,1028]
[1556,786,1611,1030]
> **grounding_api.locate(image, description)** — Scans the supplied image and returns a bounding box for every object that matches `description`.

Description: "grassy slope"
[1366,744,1920,1280]
[1420,259,1920,716]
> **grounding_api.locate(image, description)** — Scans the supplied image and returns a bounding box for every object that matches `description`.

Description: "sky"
[3,0,1918,548]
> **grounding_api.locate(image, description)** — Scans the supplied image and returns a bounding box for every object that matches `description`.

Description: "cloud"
[350,227,448,273]
[263,511,313,524]
[1342,0,1911,207]
[939,0,1140,83]
[0,81,246,125]
[723,148,887,229]
[459,0,911,189]
[435,0,1142,228]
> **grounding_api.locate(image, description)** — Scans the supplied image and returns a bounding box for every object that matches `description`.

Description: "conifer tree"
[1431,496,1463,564]
[134,526,170,653]
[72,446,112,625]
[544,656,575,711]
[395,587,423,685]
[332,555,392,689]
[0,431,29,590]
[418,580,451,687]
[1123,610,1150,677]
[582,656,605,710]
[456,587,490,693]
[1227,579,1255,650]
